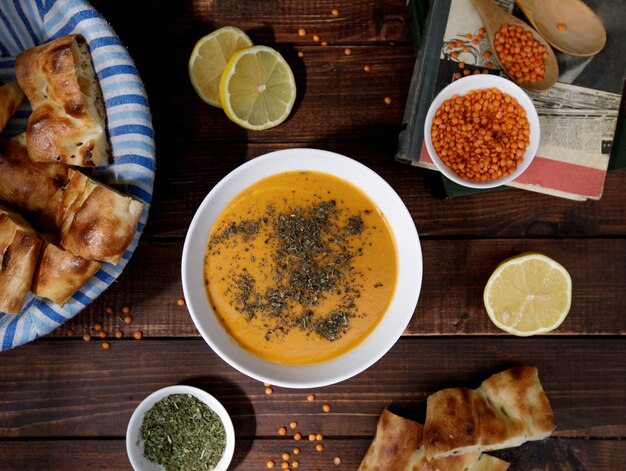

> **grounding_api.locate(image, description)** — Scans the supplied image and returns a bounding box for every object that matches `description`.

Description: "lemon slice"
[219,45,296,131]
[483,253,572,336]
[189,26,253,107]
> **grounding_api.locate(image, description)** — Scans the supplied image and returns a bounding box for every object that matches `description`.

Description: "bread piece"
[359,409,423,471]
[0,81,25,132]
[15,34,111,167]
[408,447,481,471]
[0,139,68,215]
[57,169,143,264]
[31,237,100,306]
[466,454,510,471]
[424,367,556,460]
[0,206,42,314]
[358,409,507,471]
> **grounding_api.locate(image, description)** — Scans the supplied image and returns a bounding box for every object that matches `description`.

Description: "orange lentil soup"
[204,171,397,365]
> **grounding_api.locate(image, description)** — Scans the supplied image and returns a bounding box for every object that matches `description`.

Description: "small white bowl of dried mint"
[126,385,235,471]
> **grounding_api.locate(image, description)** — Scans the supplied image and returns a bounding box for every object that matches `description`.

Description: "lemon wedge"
[483,253,572,336]
[219,45,296,131]
[188,26,253,107]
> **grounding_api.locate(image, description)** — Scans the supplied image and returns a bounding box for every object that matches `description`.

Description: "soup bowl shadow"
[181,148,422,389]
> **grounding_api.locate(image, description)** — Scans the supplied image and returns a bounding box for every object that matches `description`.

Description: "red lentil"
[430,88,530,182]
[557,23,567,32]
[494,24,547,83]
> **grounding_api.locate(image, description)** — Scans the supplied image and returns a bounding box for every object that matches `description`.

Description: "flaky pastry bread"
[424,366,556,460]
[56,169,143,264]
[31,236,101,306]
[0,81,25,132]
[0,139,68,216]
[0,206,42,314]
[15,34,111,167]
[358,409,509,471]
[359,409,423,471]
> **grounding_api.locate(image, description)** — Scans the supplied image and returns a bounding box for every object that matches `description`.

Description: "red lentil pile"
[494,24,547,83]
[430,88,530,182]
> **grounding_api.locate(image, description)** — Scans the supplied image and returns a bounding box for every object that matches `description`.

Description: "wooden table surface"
[1,1,625,469]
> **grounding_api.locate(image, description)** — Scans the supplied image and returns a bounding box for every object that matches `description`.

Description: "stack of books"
[398,0,626,200]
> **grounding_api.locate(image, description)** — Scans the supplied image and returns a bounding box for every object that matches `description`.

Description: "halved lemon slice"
[189,26,253,107]
[483,253,572,336]
[219,45,296,131]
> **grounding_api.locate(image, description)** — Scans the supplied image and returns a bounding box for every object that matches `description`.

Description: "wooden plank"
[1,338,624,438]
[0,438,624,470]
[49,239,626,337]
[145,141,626,238]
[90,0,413,46]
[141,45,415,142]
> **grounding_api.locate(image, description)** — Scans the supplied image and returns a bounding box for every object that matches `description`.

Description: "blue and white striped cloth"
[0,0,155,350]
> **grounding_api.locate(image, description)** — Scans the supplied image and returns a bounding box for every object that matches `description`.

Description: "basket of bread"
[0,3,154,350]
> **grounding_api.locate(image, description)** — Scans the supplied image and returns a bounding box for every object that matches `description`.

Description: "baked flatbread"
[359,409,423,471]
[57,169,143,264]
[0,206,42,314]
[358,409,508,471]
[466,454,510,471]
[424,367,556,460]
[408,447,481,471]
[15,34,110,167]
[31,237,100,306]
[0,81,25,132]
[0,139,68,215]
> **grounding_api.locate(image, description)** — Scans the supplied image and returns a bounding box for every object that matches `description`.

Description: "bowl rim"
[181,148,422,389]
[126,385,235,471]
[423,74,540,189]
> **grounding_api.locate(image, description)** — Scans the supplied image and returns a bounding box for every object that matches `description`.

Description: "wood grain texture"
[145,141,626,238]
[1,339,624,438]
[145,45,414,142]
[48,238,626,337]
[90,0,413,47]
[0,438,623,471]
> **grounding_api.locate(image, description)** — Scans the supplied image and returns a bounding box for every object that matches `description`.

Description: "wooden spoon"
[515,0,606,56]
[471,0,558,91]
